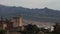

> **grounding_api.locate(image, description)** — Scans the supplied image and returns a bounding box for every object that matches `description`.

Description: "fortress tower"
[11,16,23,28]
[18,16,23,27]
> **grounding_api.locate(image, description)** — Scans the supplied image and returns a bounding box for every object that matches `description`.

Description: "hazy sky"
[0,0,60,10]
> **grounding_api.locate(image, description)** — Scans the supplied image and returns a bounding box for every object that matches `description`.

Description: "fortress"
[0,16,24,31]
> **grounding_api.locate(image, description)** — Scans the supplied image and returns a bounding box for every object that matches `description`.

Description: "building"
[10,16,24,31]
[0,17,8,30]
[10,16,23,27]
[0,16,24,34]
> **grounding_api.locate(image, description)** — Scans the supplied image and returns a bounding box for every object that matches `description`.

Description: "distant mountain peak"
[0,4,5,7]
[44,7,49,9]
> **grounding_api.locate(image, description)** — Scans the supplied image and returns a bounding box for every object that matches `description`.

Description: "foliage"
[0,30,7,34]
[21,24,40,34]
[52,23,60,34]
[40,28,50,33]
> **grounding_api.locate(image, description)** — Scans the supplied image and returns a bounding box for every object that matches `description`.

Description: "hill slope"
[0,5,60,23]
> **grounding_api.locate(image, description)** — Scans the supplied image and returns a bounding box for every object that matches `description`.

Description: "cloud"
[0,0,60,10]
[46,0,60,10]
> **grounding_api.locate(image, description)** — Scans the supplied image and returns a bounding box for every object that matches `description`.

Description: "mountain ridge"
[0,5,60,23]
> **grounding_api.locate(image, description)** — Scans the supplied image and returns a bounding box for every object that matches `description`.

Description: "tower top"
[13,15,22,19]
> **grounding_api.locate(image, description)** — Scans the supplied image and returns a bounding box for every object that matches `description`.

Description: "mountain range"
[0,5,60,23]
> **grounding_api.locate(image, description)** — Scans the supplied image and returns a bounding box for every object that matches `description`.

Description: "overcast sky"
[0,0,60,10]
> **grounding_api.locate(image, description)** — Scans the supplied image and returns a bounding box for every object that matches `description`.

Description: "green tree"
[21,24,40,34]
[40,28,50,33]
[53,23,60,34]
[0,30,7,34]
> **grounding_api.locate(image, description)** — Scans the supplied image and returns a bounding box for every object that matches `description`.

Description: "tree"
[0,30,7,34]
[37,31,44,34]
[21,24,40,34]
[40,28,50,33]
[53,23,60,34]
